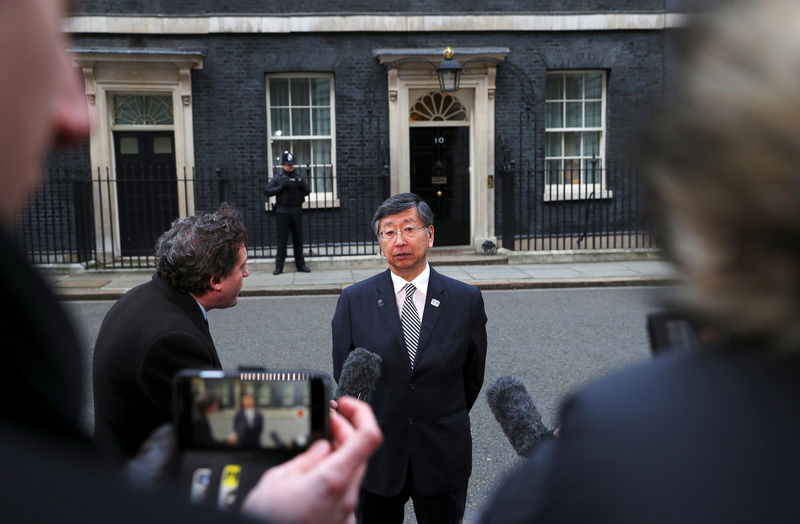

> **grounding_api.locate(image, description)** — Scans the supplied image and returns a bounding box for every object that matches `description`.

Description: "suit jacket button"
[409,383,416,390]
[408,417,414,425]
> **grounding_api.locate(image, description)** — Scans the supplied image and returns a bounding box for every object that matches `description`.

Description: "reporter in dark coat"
[265,150,311,275]
[93,203,249,463]
[332,193,487,524]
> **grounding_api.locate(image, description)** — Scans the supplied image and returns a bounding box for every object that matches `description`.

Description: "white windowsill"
[265,195,341,210]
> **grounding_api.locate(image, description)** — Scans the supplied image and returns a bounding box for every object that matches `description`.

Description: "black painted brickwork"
[75,0,671,15]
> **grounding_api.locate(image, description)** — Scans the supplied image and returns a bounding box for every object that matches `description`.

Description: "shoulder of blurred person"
[0,225,90,447]
[478,344,800,523]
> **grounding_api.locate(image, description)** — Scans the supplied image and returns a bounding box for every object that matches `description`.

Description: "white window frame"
[544,70,612,202]
[265,73,338,209]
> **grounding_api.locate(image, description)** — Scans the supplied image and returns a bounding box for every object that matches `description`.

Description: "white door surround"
[70,49,202,263]
[374,47,508,251]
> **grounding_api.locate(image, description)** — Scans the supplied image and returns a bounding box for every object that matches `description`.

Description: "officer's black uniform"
[265,151,311,274]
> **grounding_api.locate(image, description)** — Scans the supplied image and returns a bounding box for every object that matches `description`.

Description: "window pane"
[584,131,600,157]
[153,136,173,154]
[312,108,331,135]
[312,139,331,165]
[270,78,289,106]
[565,102,582,128]
[311,78,330,105]
[293,141,311,166]
[119,137,139,155]
[290,78,310,106]
[546,133,562,157]
[583,158,601,184]
[312,165,333,193]
[564,132,581,156]
[292,108,310,135]
[270,108,290,136]
[564,159,581,184]
[546,74,563,100]
[546,159,562,185]
[585,101,601,127]
[546,102,563,128]
[565,74,582,99]
[584,73,602,99]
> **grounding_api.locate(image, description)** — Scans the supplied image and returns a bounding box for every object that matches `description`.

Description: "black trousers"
[356,460,468,524]
[274,210,305,269]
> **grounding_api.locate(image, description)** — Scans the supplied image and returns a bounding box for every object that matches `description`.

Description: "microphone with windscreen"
[486,375,552,457]
[335,347,382,402]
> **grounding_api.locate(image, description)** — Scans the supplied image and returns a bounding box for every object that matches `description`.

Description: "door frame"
[71,50,202,265]
[378,49,506,251]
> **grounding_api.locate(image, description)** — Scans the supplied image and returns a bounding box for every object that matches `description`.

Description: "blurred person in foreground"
[478,1,800,522]
[0,1,380,522]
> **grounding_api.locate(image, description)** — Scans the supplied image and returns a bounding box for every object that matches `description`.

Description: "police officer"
[265,150,311,274]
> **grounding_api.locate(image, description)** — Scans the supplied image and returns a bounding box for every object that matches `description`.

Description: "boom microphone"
[486,375,551,457]
[335,347,382,402]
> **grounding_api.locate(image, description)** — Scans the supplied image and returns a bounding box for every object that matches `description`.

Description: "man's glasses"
[378,225,428,241]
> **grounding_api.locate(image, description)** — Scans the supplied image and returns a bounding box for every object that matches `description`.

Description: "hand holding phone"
[242,396,383,524]
[172,369,335,511]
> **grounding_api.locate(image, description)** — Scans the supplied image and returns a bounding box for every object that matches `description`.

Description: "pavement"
[45,248,681,300]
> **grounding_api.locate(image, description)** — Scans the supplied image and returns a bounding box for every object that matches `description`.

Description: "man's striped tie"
[401,283,421,369]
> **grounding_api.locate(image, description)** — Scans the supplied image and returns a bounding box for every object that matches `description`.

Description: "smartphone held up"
[171,369,333,511]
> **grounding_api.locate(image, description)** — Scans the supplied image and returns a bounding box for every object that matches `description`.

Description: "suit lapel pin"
[377,298,384,308]
[431,298,440,308]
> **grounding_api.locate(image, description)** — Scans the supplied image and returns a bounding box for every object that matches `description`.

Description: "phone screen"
[174,370,330,452]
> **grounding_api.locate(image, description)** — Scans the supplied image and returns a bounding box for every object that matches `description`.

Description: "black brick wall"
[76,0,671,15]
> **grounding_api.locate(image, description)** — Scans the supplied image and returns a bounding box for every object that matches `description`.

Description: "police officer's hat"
[281,151,295,165]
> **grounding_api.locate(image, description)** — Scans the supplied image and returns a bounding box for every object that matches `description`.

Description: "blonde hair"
[643,0,800,349]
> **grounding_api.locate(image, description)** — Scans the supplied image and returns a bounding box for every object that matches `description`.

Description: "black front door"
[409,127,470,246]
[114,131,178,256]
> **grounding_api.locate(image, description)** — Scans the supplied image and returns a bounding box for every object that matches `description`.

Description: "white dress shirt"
[390,263,430,323]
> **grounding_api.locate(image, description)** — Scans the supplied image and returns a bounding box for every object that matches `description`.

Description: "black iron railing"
[17,162,656,269]
[498,160,659,251]
[17,166,389,269]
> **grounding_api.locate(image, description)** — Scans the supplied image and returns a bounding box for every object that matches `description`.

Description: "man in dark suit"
[232,392,264,448]
[93,202,250,463]
[332,193,487,524]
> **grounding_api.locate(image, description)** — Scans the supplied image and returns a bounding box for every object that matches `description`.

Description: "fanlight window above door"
[409,92,468,122]
[113,95,174,125]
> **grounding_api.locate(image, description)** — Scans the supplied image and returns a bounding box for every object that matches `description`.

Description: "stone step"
[427,246,506,266]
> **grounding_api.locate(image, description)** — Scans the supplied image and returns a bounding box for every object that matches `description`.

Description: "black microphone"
[335,347,382,402]
[486,375,551,457]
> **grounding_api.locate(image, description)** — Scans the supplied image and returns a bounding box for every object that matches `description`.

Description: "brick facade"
[37,2,690,262]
